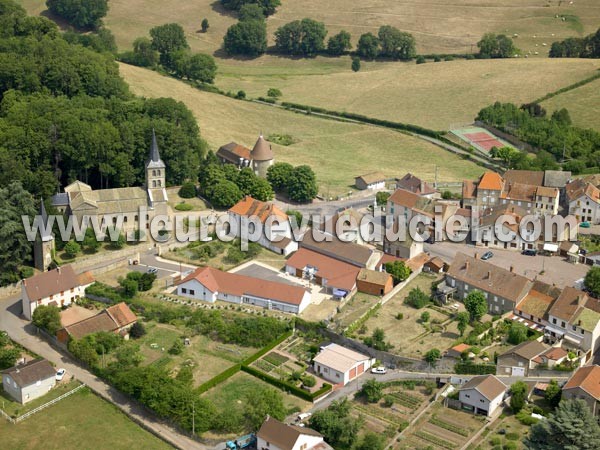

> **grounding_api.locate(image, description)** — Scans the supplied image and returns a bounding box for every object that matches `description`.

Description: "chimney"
[488,270,492,279]
[577,295,585,306]
[420,181,424,193]
[510,266,514,273]
[56,267,61,274]
[474,252,479,259]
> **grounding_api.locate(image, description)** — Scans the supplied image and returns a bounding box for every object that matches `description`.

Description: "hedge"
[455,362,497,375]
[345,304,381,335]
[241,365,332,402]
[242,330,293,366]
[197,363,242,394]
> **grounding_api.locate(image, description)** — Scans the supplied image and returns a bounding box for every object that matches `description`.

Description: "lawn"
[0,380,81,418]
[334,292,381,331]
[361,274,468,358]
[470,411,531,450]
[166,186,207,212]
[0,387,171,449]
[119,63,484,197]
[542,77,600,131]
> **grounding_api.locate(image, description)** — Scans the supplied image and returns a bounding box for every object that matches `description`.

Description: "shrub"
[302,375,316,387]
[236,90,246,99]
[178,182,197,198]
[267,88,282,98]
[416,55,426,64]
[174,202,193,211]
[383,395,395,407]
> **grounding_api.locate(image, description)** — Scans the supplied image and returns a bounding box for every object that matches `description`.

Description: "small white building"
[458,374,507,417]
[176,266,311,314]
[312,343,374,386]
[257,416,333,450]
[355,172,386,190]
[21,265,95,320]
[2,359,56,404]
[566,179,600,224]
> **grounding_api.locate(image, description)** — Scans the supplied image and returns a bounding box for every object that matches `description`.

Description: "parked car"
[371,366,387,375]
[55,368,66,381]
[522,249,537,256]
[296,412,312,422]
[147,267,158,274]
[580,221,591,228]
[481,251,494,261]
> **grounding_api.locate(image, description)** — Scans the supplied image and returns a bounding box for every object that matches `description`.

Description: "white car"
[371,366,387,375]
[147,267,158,274]
[55,368,66,381]
[297,412,312,422]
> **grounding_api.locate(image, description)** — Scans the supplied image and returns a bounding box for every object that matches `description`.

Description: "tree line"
[549,27,600,58]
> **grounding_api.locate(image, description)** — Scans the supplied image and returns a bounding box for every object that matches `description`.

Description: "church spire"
[39,198,52,242]
[147,128,165,169]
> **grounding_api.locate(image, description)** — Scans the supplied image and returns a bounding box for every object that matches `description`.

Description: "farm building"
[2,359,56,404]
[176,266,311,314]
[356,268,393,296]
[355,172,386,190]
[257,416,333,450]
[312,343,374,386]
[217,134,274,178]
[457,374,507,417]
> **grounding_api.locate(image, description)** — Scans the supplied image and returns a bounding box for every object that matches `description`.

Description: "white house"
[21,265,95,320]
[176,266,311,314]
[257,416,333,450]
[228,196,298,256]
[2,359,56,404]
[457,374,507,417]
[566,179,600,224]
[355,172,386,190]
[312,343,374,386]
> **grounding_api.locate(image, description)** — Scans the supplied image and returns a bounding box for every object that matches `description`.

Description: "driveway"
[425,241,588,289]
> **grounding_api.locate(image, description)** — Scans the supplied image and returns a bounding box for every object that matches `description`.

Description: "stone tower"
[250,134,274,178]
[146,129,169,215]
[33,200,55,272]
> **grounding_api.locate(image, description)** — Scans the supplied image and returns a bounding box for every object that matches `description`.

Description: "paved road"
[425,241,588,289]
[0,296,210,450]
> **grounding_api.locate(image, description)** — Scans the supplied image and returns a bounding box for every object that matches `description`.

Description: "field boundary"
[535,70,600,104]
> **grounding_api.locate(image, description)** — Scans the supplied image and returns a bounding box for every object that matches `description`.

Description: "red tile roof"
[563,365,600,400]
[286,248,360,291]
[106,302,137,328]
[228,196,288,223]
[478,172,504,191]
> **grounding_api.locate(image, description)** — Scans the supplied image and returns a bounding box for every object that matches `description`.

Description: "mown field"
[542,77,600,131]
[0,388,172,450]
[119,63,484,196]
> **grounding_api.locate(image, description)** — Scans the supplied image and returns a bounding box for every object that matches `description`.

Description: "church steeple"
[39,198,52,242]
[146,129,166,191]
[147,129,166,169]
[34,198,55,272]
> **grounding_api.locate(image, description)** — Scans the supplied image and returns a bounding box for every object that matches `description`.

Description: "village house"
[496,340,548,377]
[457,374,507,417]
[56,302,137,344]
[312,343,374,386]
[394,173,437,198]
[228,196,298,256]
[531,346,569,369]
[440,253,532,314]
[354,172,386,190]
[321,208,369,245]
[424,256,445,274]
[216,134,274,178]
[386,188,435,223]
[512,280,561,329]
[446,343,471,359]
[562,365,600,416]
[566,177,600,224]
[299,231,378,269]
[257,416,333,450]
[176,266,311,314]
[21,265,95,321]
[356,268,393,296]
[545,286,600,364]
[2,359,56,404]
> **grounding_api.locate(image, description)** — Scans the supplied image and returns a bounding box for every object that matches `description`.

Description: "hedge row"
[345,303,381,335]
[455,362,497,375]
[533,70,600,104]
[241,365,332,402]
[242,330,294,366]
[197,363,242,394]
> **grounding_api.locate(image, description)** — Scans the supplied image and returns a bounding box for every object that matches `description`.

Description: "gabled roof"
[388,188,435,217]
[1,359,55,388]
[216,142,252,163]
[563,365,600,400]
[499,340,548,361]
[548,286,600,327]
[459,374,506,401]
[355,172,386,185]
[502,182,537,202]
[517,281,560,320]
[23,266,90,302]
[543,170,571,188]
[357,268,392,286]
[64,180,92,193]
[228,196,288,223]
[286,248,360,291]
[535,346,568,363]
[446,253,532,304]
[178,266,309,306]
[300,231,373,268]
[395,173,436,195]
[62,303,136,339]
[462,180,477,199]
[478,172,504,191]
[504,170,544,187]
[566,179,600,204]
[147,129,166,169]
[313,343,371,373]
[251,135,274,161]
[106,302,138,328]
[257,416,324,450]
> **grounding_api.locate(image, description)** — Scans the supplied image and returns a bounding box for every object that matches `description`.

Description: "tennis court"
[451,126,514,154]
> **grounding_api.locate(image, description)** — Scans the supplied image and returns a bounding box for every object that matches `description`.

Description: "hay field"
[217,57,600,130]
[119,63,484,196]
[542,77,600,131]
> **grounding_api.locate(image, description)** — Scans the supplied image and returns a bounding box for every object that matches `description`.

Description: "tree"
[247,176,274,201]
[0,346,20,370]
[464,290,487,322]
[179,182,197,198]
[169,338,184,355]
[420,311,430,323]
[357,432,386,450]
[384,260,411,285]
[245,387,286,430]
[46,0,108,29]
[378,26,416,60]
[508,322,528,345]
[223,20,267,56]
[119,277,139,298]
[201,18,209,32]
[405,287,430,309]
[150,23,189,68]
[132,37,159,67]
[274,19,328,56]
[185,53,217,83]
[360,379,384,403]
[32,304,62,334]
[584,267,600,298]
[267,88,282,98]
[83,227,101,253]
[351,56,361,72]
[477,33,517,58]
[238,4,264,22]
[129,322,147,339]
[425,348,441,366]
[457,311,469,337]
[64,240,81,258]
[287,165,318,203]
[544,380,561,409]
[309,399,361,449]
[221,0,281,16]
[209,180,243,208]
[267,162,294,192]
[510,381,528,413]
[327,30,352,55]
[551,108,572,126]
[524,399,600,449]
[357,32,379,59]
[68,337,99,367]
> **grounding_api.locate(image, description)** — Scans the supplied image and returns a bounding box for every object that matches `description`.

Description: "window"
[181,288,187,294]
[552,318,557,324]
[573,325,577,331]
[336,373,340,378]
[561,321,566,328]
[465,394,470,398]
[189,290,195,295]
[480,399,485,403]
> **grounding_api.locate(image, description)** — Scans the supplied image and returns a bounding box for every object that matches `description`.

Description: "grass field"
[0,388,171,450]
[119,63,484,196]
[542,77,600,131]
